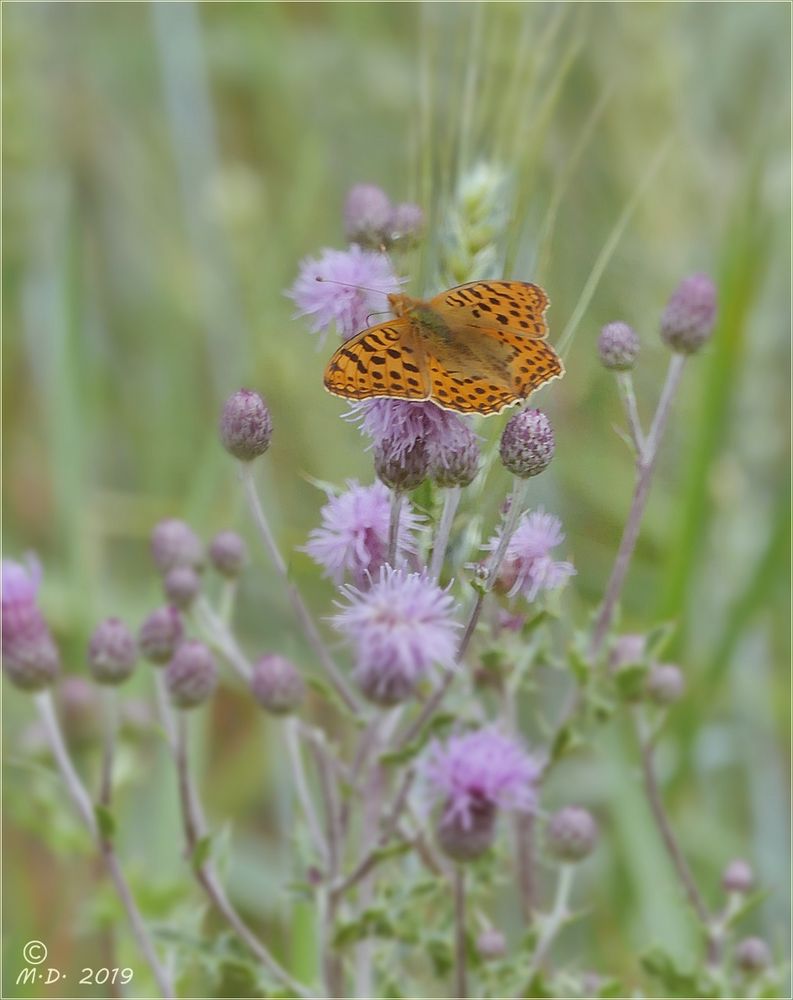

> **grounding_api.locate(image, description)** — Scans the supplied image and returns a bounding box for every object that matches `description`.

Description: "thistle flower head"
[165,640,218,709]
[250,654,305,715]
[598,322,640,371]
[209,531,248,578]
[431,420,481,488]
[287,246,402,343]
[139,606,183,665]
[220,389,273,461]
[374,436,430,492]
[485,509,575,600]
[332,566,459,705]
[150,518,204,575]
[303,481,422,587]
[499,408,555,479]
[546,805,599,862]
[1,557,60,691]
[660,273,717,354]
[87,618,138,685]
[344,183,393,248]
[425,727,540,832]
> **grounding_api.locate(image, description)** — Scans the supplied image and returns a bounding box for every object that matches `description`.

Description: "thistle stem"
[34,692,175,999]
[453,865,468,999]
[98,687,118,809]
[285,717,329,866]
[524,864,575,986]
[429,486,461,581]
[616,371,645,454]
[239,462,361,714]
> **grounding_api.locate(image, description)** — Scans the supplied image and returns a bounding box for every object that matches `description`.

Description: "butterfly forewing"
[432,281,550,339]
[323,319,430,402]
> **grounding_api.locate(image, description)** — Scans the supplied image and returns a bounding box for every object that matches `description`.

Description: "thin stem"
[637,726,709,926]
[387,489,402,567]
[523,864,576,986]
[195,594,252,683]
[515,813,537,925]
[34,692,175,998]
[487,476,529,585]
[99,687,118,809]
[153,671,178,752]
[240,462,361,715]
[429,486,461,581]
[306,731,343,877]
[285,717,329,866]
[590,354,686,657]
[616,371,645,454]
[172,710,311,997]
[453,865,468,999]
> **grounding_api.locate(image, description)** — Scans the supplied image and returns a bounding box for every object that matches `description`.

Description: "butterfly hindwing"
[323,320,430,402]
[431,280,550,339]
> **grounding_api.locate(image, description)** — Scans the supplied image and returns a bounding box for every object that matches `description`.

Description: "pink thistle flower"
[303,481,423,587]
[332,566,460,705]
[485,509,575,600]
[287,246,402,343]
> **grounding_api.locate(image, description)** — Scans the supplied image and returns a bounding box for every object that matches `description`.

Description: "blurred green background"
[3,3,790,997]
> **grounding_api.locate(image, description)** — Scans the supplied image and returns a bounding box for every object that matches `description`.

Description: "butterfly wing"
[323,319,430,402]
[430,280,550,339]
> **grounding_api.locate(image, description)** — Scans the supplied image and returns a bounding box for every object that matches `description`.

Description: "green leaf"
[427,935,453,977]
[192,833,213,871]
[95,803,116,840]
[644,621,677,659]
[613,662,648,701]
[550,722,584,762]
[333,907,394,949]
[641,946,720,997]
[724,887,772,928]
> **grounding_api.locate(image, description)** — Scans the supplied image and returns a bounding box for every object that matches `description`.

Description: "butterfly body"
[324,280,564,415]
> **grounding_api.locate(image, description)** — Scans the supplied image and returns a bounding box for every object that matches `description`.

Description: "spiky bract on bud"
[499,408,555,479]
[374,436,430,492]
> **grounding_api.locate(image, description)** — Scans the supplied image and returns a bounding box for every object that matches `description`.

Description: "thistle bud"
[87,618,137,685]
[390,202,424,245]
[220,389,273,461]
[735,937,771,974]
[432,425,481,488]
[547,806,598,862]
[609,633,647,670]
[476,928,506,960]
[344,183,393,247]
[499,409,554,479]
[437,801,497,862]
[165,640,218,709]
[150,518,204,575]
[2,558,60,691]
[139,607,183,665]
[163,566,201,610]
[722,858,755,895]
[250,654,305,715]
[598,322,640,371]
[209,531,248,578]
[660,274,717,354]
[645,663,685,705]
[374,436,430,492]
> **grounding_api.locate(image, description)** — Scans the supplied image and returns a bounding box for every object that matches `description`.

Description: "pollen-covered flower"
[332,566,459,705]
[303,481,422,586]
[425,727,540,859]
[2,557,60,691]
[486,509,575,600]
[287,246,402,342]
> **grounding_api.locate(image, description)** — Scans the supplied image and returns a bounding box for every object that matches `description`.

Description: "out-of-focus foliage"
[3,3,789,997]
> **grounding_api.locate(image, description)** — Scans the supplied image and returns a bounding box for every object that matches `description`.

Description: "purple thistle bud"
[139,606,183,665]
[431,421,481,488]
[722,858,755,895]
[660,273,717,354]
[303,481,422,587]
[735,937,772,974]
[2,558,60,691]
[332,566,460,706]
[220,389,273,461]
[499,408,555,479]
[250,654,305,715]
[389,202,424,245]
[209,531,248,578]
[425,728,540,861]
[287,246,402,343]
[87,618,137,685]
[476,928,507,961]
[547,805,599,862]
[598,322,640,371]
[165,640,218,709]
[150,518,204,575]
[645,662,685,705]
[374,436,430,492]
[485,509,575,601]
[163,566,201,610]
[609,633,647,670]
[344,183,393,247]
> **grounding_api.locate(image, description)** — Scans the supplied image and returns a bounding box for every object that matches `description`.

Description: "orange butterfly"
[323,281,564,415]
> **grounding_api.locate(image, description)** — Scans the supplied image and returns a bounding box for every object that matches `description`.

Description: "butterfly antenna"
[315,276,392,296]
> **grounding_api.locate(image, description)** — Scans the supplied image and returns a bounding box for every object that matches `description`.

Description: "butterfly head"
[387,292,422,317]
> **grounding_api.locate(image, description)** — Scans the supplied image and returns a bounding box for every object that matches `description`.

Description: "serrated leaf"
[95,803,116,840]
[724,887,772,928]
